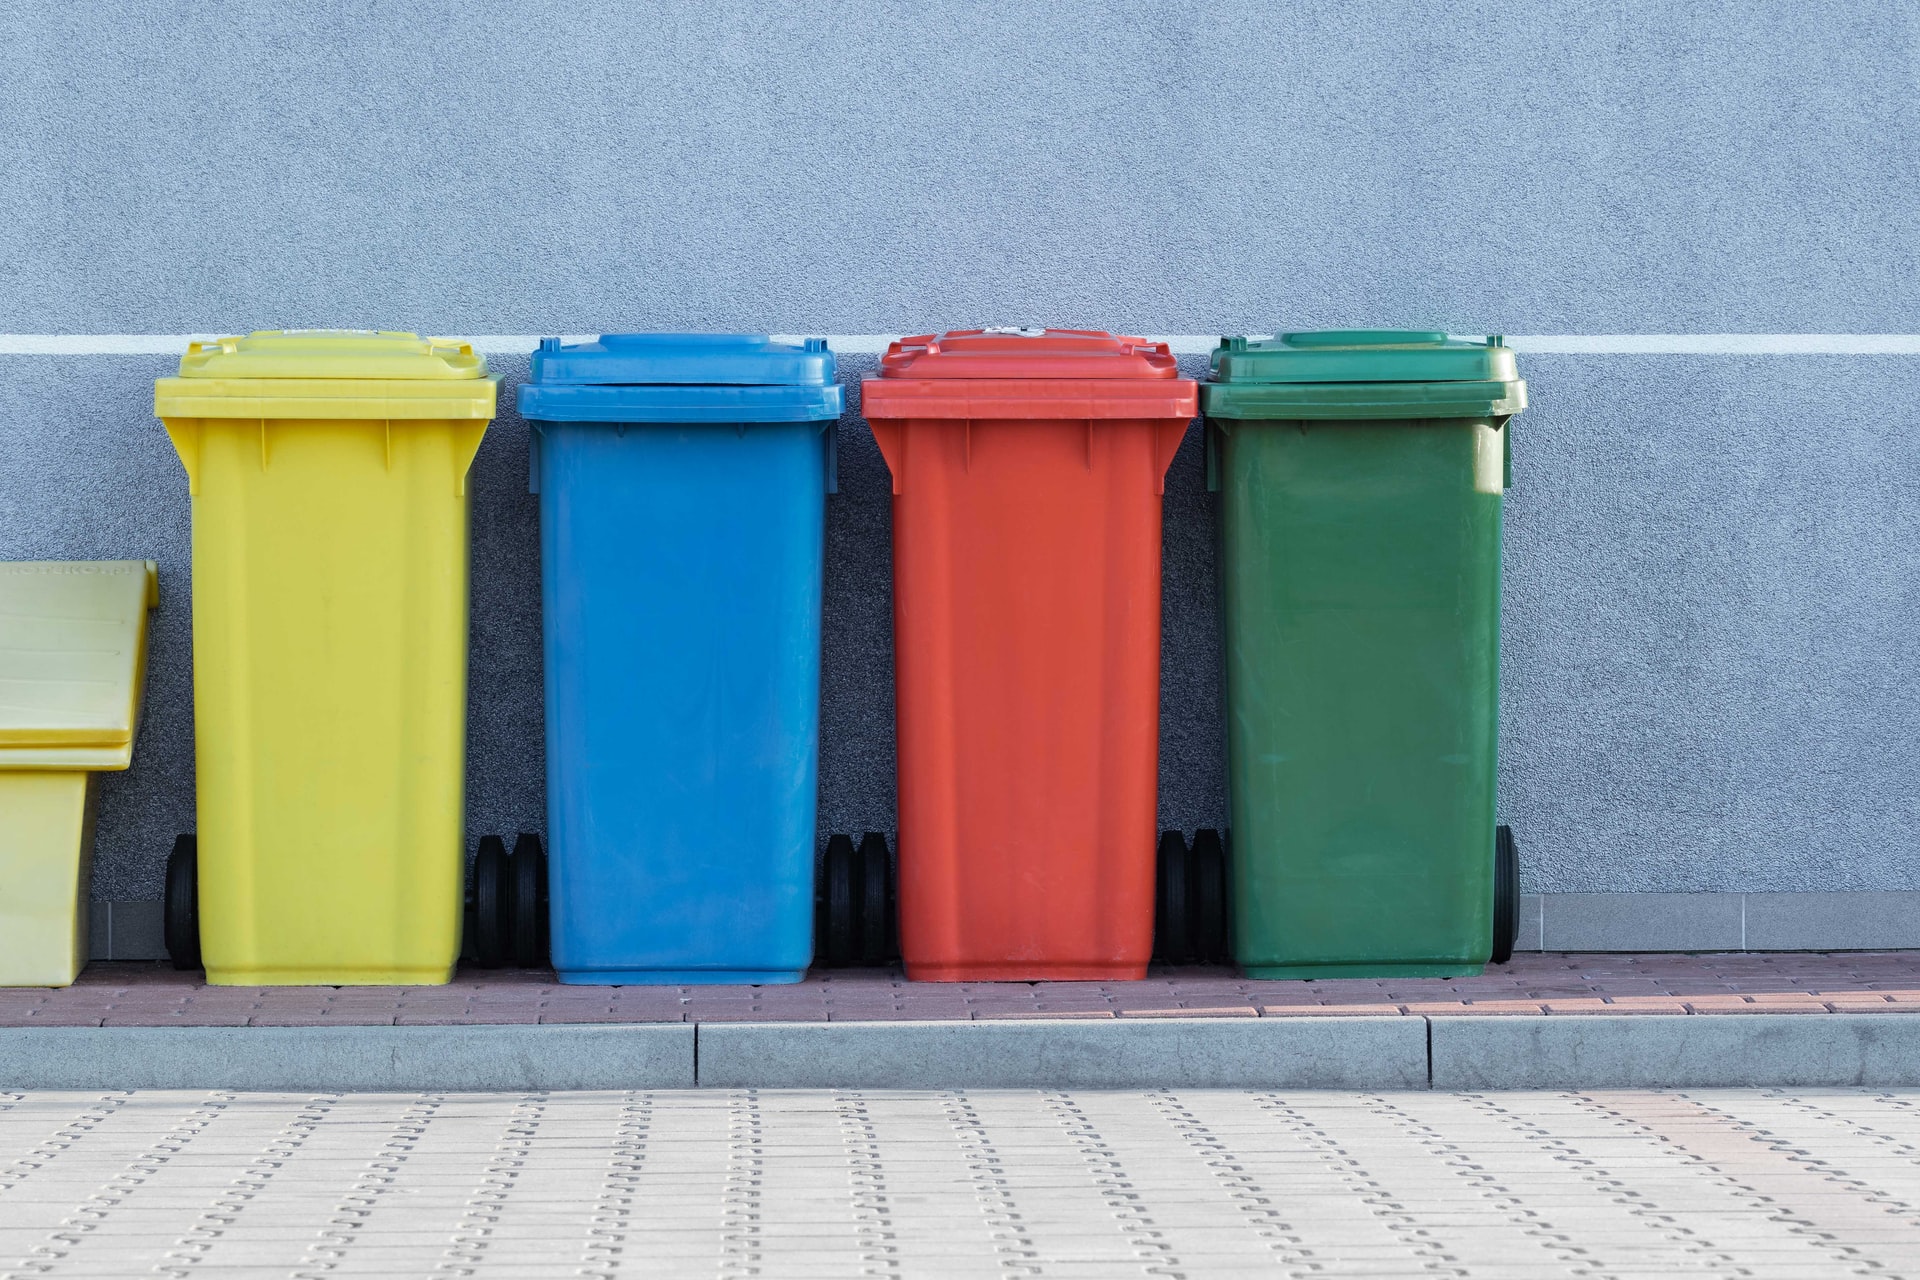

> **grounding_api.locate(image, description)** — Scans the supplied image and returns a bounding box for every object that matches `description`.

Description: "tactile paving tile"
[1,1088,1918,1276]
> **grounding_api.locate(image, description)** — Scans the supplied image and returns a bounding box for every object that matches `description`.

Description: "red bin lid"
[876,329,1180,380]
[864,329,1195,421]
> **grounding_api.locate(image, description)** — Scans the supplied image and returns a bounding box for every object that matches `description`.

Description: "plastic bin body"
[0,561,157,986]
[521,335,841,984]
[1203,331,1526,978]
[157,331,495,986]
[0,773,98,986]
[863,330,1195,981]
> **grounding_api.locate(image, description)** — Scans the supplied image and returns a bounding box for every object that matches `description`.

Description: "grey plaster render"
[1431,1014,1920,1090]
[693,1017,1427,1089]
[1501,354,1920,892]
[0,1024,696,1091]
[3,2,1917,334]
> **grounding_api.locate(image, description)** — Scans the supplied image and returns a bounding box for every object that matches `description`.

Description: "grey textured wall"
[4,1,1916,332]
[1504,356,1920,892]
[1,1,1916,899]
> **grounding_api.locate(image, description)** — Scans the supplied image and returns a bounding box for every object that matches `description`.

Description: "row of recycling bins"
[0,327,1527,988]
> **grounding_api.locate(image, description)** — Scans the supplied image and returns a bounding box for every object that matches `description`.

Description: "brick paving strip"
[1,951,1917,1028]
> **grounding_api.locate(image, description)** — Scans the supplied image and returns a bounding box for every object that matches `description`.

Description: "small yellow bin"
[0,560,158,987]
[156,331,497,985]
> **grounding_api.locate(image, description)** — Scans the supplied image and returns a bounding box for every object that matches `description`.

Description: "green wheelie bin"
[1202,331,1527,978]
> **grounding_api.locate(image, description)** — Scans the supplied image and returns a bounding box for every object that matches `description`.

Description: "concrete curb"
[7,1016,1920,1091]
[0,1025,696,1091]
[1431,1014,1920,1089]
[694,1017,1430,1089]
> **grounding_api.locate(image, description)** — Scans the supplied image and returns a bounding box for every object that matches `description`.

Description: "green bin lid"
[1202,330,1526,421]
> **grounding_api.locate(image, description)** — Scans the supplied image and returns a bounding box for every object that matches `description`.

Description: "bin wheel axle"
[1154,829,1230,966]
[163,834,201,972]
[469,835,510,969]
[509,833,549,969]
[816,832,897,969]
[467,833,550,970]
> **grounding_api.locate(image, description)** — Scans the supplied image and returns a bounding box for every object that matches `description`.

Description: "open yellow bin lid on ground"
[0,561,159,770]
[154,330,498,420]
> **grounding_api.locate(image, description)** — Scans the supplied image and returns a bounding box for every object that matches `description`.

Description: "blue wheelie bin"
[519,334,842,984]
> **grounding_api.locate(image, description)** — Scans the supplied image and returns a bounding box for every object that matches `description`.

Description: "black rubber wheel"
[470,835,510,969]
[1188,828,1228,966]
[820,834,857,968]
[857,831,893,966]
[164,834,201,972]
[1154,830,1190,964]
[1491,824,1519,965]
[509,832,549,968]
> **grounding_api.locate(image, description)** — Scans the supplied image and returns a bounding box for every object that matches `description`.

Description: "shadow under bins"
[809,826,1516,973]
[810,829,1235,971]
[161,830,553,975]
[159,826,1519,978]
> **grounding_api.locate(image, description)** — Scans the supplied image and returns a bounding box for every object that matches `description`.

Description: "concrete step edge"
[3,1015,1917,1091]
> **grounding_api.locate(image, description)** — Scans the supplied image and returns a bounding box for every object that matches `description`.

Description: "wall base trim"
[1517,891,1920,953]
[87,892,1920,963]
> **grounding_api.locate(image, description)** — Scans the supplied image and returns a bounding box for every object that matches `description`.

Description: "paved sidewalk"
[1,1087,1917,1278]
[6,952,1920,1026]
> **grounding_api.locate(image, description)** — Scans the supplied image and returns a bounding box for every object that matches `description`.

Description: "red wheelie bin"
[861,329,1196,980]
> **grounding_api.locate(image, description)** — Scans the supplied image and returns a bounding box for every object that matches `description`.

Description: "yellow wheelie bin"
[0,561,158,986]
[155,331,496,985]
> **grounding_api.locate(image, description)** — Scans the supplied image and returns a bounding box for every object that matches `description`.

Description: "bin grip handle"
[869,420,903,494]
[1154,418,1192,495]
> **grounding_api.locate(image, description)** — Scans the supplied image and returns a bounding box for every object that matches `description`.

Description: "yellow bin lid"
[0,561,159,771]
[154,330,498,420]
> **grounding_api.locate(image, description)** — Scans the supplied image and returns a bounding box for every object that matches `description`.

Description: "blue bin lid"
[518,334,843,423]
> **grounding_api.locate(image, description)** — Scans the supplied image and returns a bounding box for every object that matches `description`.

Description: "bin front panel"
[540,420,825,983]
[177,416,474,986]
[1221,418,1501,975]
[881,415,1178,981]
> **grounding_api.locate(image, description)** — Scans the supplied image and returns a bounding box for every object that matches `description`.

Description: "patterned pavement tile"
[2,1085,1916,1275]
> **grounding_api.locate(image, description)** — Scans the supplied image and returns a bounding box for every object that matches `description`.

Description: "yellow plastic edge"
[154,376,499,420]
[0,560,158,768]
[0,772,93,986]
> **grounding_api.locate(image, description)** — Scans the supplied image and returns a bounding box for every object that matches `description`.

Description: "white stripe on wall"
[3,333,1920,357]
[1505,334,1920,355]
